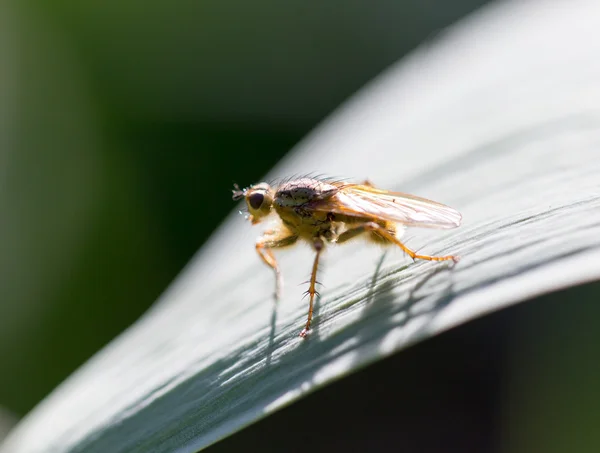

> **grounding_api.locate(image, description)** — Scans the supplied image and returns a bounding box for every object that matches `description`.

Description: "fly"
[232,177,461,337]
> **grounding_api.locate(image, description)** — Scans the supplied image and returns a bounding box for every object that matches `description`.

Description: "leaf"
[3,1,600,452]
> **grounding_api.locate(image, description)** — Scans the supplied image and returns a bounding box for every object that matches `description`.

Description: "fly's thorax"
[275,204,332,240]
[271,178,340,238]
[274,178,338,208]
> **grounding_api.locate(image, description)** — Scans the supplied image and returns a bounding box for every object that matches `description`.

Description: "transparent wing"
[310,184,462,229]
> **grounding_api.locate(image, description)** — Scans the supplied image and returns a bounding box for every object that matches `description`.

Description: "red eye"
[248,193,264,210]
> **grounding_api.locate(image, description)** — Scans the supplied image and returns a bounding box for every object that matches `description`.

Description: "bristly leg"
[299,238,324,338]
[255,232,298,299]
[336,221,459,263]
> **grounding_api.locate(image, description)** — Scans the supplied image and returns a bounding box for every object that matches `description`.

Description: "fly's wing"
[309,184,462,229]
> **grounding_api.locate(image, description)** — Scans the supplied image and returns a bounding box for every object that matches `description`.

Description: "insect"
[232,177,461,338]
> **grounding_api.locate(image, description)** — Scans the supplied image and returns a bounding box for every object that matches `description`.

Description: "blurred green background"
[0,0,491,417]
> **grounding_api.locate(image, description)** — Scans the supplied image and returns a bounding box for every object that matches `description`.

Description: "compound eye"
[248,192,264,210]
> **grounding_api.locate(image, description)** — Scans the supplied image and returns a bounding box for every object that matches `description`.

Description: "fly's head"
[232,182,275,224]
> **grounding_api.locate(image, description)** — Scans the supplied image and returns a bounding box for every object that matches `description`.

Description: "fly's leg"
[336,222,459,263]
[299,238,324,338]
[256,232,298,299]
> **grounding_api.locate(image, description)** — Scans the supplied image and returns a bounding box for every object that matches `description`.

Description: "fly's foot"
[299,327,311,338]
